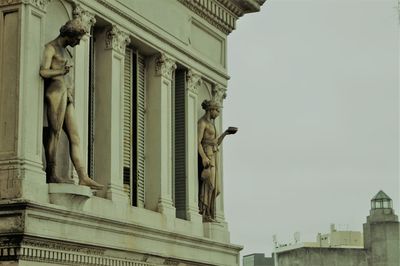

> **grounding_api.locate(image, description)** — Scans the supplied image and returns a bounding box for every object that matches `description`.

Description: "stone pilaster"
[0,0,52,202]
[185,70,203,226]
[203,83,231,241]
[146,53,176,218]
[70,3,96,180]
[93,25,130,202]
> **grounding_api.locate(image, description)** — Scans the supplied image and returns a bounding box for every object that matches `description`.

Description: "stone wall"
[277,247,368,266]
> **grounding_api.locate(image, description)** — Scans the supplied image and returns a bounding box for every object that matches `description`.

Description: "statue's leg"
[64,103,103,190]
[45,90,67,183]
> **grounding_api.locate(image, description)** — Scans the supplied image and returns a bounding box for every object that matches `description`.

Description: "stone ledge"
[0,200,242,266]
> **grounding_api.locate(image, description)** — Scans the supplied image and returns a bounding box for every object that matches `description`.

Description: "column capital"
[20,0,51,11]
[155,53,176,80]
[105,25,130,55]
[212,84,227,106]
[186,70,202,95]
[70,1,96,33]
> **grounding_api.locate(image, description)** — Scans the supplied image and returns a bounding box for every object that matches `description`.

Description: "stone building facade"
[0,0,264,265]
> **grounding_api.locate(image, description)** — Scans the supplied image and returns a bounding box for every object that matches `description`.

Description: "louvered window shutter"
[135,53,146,208]
[123,48,146,207]
[123,48,133,195]
[88,31,95,178]
[174,69,186,219]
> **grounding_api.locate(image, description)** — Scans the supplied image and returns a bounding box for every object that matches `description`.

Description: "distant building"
[317,224,363,248]
[246,190,400,266]
[243,253,274,266]
[275,190,399,266]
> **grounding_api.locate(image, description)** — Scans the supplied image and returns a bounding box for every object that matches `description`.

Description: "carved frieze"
[0,236,158,265]
[155,54,177,80]
[105,25,130,54]
[186,70,202,95]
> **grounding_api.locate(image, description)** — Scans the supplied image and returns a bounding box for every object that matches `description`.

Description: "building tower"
[363,190,400,266]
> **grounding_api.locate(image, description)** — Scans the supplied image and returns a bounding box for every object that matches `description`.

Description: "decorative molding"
[105,25,130,54]
[212,84,227,105]
[155,54,177,80]
[186,70,202,95]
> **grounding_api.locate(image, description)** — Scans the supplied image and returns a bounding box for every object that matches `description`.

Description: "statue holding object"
[198,99,237,222]
[39,18,103,190]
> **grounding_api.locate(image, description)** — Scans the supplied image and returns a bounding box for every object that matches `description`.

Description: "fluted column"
[94,25,130,202]
[146,53,176,217]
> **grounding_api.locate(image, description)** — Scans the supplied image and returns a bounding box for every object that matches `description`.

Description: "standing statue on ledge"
[198,100,238,222]
[39,18,103,190]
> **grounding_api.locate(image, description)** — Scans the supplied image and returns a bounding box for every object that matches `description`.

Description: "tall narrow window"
[123,47,133,194]
[134,52,146,208]
[87,29,95,178]
[174,69,187,219]
[123,48,146,207]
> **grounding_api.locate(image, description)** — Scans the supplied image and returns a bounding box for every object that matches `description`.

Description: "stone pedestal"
[48,184,92,210]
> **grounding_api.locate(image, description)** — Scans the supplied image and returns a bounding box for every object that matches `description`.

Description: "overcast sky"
[223,0,399,259]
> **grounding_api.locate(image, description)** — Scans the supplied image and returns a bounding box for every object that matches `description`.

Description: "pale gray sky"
[223,0,399,258]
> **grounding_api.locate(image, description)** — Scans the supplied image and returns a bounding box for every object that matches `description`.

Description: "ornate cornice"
[105,25,130,54]
[155,54,177,80]
[177,0,264,34]
[187,70,202,95]
[177,0,237,34]
[212,84,227,105]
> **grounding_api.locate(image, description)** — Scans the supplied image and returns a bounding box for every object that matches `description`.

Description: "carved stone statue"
[197,100,237,222]
[40,18,103,190]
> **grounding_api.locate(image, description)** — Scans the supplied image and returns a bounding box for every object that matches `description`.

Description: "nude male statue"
[198,100,237,222]
[40,18,103,190]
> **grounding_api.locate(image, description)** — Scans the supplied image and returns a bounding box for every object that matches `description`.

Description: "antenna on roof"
[294,232,300,243]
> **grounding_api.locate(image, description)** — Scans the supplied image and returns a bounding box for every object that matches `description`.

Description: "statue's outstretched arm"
[217,127,238,146]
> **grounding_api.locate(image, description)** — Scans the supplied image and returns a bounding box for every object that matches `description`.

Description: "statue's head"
[202,100,220,119]
[59,18,88,47]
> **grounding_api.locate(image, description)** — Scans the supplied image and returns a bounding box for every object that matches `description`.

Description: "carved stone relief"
[212,84,227,106]
[186,69,202,95]
[105,25,130,54]
[155,53,177,80]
